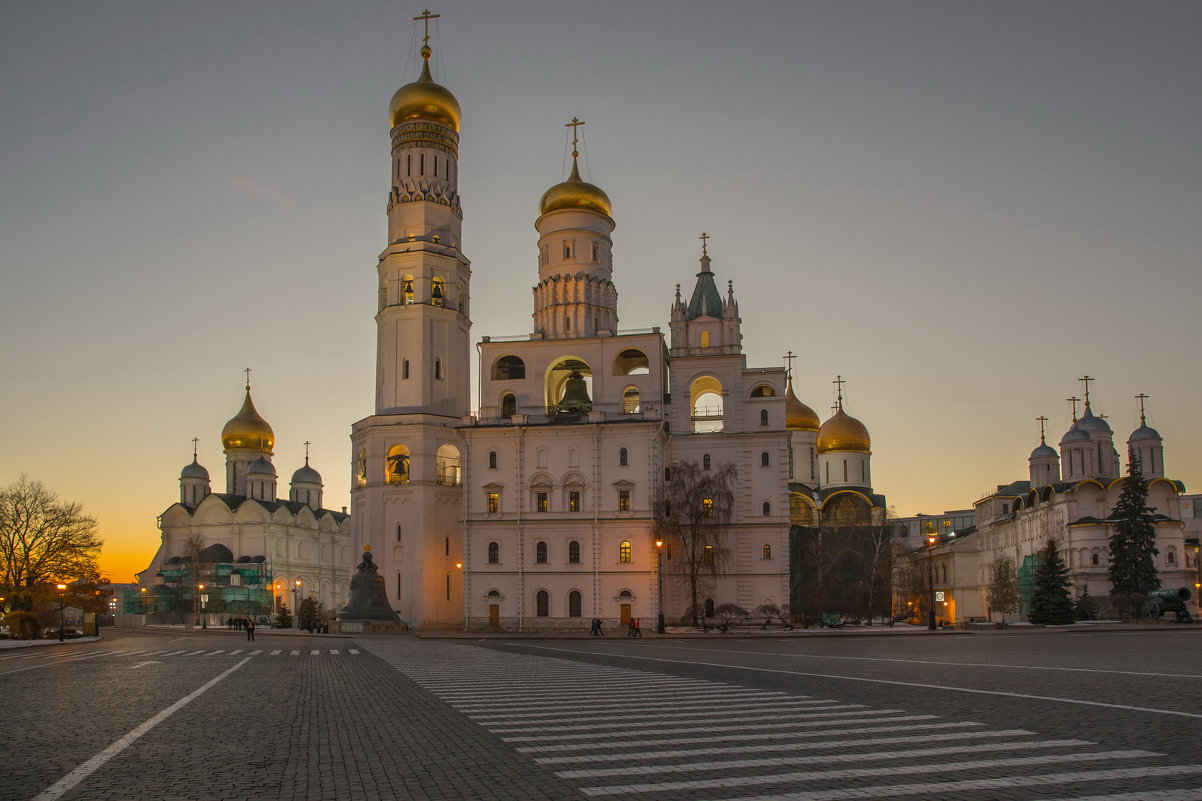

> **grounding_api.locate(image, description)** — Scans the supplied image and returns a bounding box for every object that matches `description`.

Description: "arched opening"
[619,447,628,466]
[790,493,817,526]
[500,393,516,418]
[401,275,415,305]
[703,454,711,470]
[536,590,549,617]
[762,544,772,559]
[612,349,650,375]
[689,375,724,433]
[492,355,526,380]
[619,540,631,564]
[356,449,367,487]
[704,598,715,617]
[568,540,581,563]
[546,357,593,414]
[700,331,710,348]
[762,501,771,516]
[568,590,582,618]
[622,386,641,414]
[487,542,499,564]
[760,409,769,426]
[488,450,497,469]
[431,276,445,307]
[761,451,770,467]
[435,444,461,486]
[536,541,548,564]
[386,445,410,485]
[750,385,775,398]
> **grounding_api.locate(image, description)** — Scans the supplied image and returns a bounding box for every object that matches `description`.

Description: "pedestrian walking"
[590,617,601,636]
[633,618,642,637]
[627,619,636,637]
[246,617,256,641]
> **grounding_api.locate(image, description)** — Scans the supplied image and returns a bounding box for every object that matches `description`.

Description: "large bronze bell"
[559,370,592,412]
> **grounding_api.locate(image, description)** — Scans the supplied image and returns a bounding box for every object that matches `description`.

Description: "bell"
[337,548,404,624]
[559,371,592,412]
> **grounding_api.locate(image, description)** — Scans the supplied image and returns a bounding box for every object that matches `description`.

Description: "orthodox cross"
[699,231,710,257]
[1135,393,1149,422]
[1078,375,1094,406]
[833,374,846,407]
[244,367,252,389]
[1036,416,1048,443]
[783,350,796,378]
[1067,396,1080,421]
[192,437,200,460]
[413,9,439,46]
[304,441,312,463]
[565,117,585,159]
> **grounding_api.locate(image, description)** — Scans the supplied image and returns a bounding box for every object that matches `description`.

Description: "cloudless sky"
[2,1,1199,582]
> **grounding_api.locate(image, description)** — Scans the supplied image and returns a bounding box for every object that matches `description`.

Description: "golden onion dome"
[221,388,275,452]
[389,48,461,131]
[817,406,871,454]
[538,159,612,217]
[785,377,820,431]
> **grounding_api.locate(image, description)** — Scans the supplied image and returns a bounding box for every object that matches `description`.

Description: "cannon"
[1143,588,1194,623]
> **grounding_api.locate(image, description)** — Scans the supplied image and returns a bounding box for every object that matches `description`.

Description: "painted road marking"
[31,658,251,801]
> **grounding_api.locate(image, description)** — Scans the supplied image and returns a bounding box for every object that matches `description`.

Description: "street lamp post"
[655,540,665,634]
[56,583,67,641]
[199,584,207,629]
[926,534,937,631]
[293,579,302,629]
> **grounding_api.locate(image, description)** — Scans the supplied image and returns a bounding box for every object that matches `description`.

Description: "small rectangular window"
[618,490,631,512]
[396,573,402,600]
[569,491,580,512]
[537,492,548,512]
[396,524,402,543]
[488,492,500,513]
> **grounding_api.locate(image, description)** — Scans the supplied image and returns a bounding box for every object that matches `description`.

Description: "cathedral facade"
[350,29,886,630]
[134,385,352,623]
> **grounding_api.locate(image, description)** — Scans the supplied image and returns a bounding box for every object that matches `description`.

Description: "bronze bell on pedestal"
[559,370,592,412]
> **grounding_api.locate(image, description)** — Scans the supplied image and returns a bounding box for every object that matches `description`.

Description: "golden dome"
[221,388,275,452]
[817,406,870,454]
[538,159,612,217]
[785,377,820,431]
[389,50,461,131]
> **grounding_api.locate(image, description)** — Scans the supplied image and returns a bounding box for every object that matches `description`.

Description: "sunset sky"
[2,1,1199,583]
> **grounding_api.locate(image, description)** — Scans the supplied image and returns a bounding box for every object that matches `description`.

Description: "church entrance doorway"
[619,604,631,625]
[488,605,499,626]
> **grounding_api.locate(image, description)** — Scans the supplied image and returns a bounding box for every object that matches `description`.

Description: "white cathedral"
[349,26,885,630]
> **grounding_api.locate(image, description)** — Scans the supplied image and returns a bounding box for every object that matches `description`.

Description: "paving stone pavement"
[362,639,1202,801]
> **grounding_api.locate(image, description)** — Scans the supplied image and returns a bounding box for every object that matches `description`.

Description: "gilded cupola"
[221,387,275,453]
[538,117,612,217]
[785,377,821,432]
[389,34,461,131]
[817,381,871,454]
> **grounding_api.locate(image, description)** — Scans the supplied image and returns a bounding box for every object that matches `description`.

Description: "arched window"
[431,276,446,307]
[761,451,770,467]
[762,544,772,559]
[703,454,711,470]
[1167,549,1176,566]
[619,447,628,466]
[704,544,715,566]
[619,540,631,563]
[435,444,460,486]
[750,385,775,397]
[612,349,650,375]
[500,393,516,418]
[487,542,499,564]
[690,376,724,433]
[760,409,769,426]
[704,598,715,617]
[700,331,710,348]
[568,540,581,563]
[386,445,410,485]
[401,276,415,305]
[488,450,497,469]
[434,359,442,380]
[762,501,771,516]
[622,386,641,414]
[356,449,367,487]
[568,590,582,617]
[546,357,593,413]
[536,590,549,617]
[535,541,548,564]
[492,355,526,380]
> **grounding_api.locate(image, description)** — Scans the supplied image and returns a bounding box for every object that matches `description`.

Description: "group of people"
[588,617,643,636]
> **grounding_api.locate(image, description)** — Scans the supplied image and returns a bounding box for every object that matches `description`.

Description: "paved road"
[3,627,1201,801]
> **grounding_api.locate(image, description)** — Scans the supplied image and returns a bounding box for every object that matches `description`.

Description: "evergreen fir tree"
[1028,538,1076,625]
[1108,455,1161,596]
[274,603,293,629]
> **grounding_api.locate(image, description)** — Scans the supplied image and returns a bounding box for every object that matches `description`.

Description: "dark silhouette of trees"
[1029,539,1075,625]
[1108,456,1161,596]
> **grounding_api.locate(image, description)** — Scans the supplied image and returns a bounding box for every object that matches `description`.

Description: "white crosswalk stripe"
[370,643,1202,801]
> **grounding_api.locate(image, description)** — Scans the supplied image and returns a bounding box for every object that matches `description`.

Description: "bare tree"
[653,460,736,626]
[0,477,102,603]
